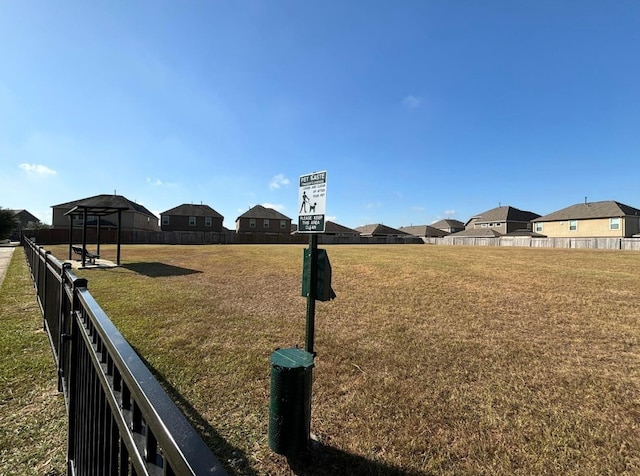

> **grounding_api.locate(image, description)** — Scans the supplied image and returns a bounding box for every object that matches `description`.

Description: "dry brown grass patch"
[44,244,640,475]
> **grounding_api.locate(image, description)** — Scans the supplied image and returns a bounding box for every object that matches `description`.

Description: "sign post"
[268,171,330,456]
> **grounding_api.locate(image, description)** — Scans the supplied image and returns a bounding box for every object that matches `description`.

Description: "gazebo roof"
[63,194,133,217]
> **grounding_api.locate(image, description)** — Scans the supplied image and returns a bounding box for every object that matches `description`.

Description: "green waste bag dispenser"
[301,248,336,302]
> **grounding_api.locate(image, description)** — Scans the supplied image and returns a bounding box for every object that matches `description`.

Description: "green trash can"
[268,347,314,455]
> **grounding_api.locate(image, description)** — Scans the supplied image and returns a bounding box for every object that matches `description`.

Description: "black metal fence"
[23,237,227,476]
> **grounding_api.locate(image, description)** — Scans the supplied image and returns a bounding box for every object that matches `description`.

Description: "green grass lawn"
[0,248,66,475]
[10,244,640,475]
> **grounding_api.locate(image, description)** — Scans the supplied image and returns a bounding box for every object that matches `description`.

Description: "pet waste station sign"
[268,169,335,457]
[297,171,327,233]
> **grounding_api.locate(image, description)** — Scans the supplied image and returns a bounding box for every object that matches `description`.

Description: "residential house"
[320,221,361,238]
[320,221,361,243]
[465,205,540,234]
[235,205,292,234]
[355,223,423,243]
[503,229,546,237]
[9,209,41,239]
[51,194,160,232]
[447,227,504,238]
[430,219,465,234]
[398,225,449,238]
[160,204,224,232]
[355,223,412,237]
[532,200,640,238]
[292,220,361,243]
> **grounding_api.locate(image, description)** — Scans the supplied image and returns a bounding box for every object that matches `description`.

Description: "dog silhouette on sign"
[309,202,317,213]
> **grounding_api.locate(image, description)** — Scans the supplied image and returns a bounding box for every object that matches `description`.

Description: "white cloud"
[365,202,382,210]
[261,202,286,212]
[19,163,56,176]
[146,177,177,187]
[402,95,422,109]
[269,174,290,190]
[444,209,456,216]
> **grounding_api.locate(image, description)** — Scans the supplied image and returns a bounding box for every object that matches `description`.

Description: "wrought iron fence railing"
[23,237,227,476]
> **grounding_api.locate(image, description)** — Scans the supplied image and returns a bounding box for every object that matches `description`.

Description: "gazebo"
[64,195,130,267]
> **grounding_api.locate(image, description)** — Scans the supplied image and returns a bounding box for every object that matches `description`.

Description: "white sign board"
[298,171,327,233]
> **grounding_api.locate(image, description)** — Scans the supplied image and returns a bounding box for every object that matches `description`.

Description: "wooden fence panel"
[622,239,640,251]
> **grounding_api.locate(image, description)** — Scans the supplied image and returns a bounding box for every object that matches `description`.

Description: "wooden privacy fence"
[426,236,640,251]
[27,228,426,246]
[22,238,227,476]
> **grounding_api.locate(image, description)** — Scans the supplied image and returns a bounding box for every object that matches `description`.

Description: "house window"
[481,223,488,228]
[569,220,577,231]
[264,219,270,228]
[189,216,196,226]
[534,222,543,233]
[249,219,256,228]
[162,216,169,226]
[610,217,620,230]
[280,220,287,229]
[495,222,502,227]
[205,217,212,227]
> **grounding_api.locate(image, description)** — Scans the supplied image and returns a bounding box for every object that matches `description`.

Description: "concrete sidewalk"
[65,257,117,270]
[0,244,17,287]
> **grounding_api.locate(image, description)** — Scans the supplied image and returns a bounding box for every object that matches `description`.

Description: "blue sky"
[1,1,638,229]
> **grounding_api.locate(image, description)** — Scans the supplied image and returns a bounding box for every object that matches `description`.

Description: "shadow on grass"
[133,347,419,475]
[287,443,424,476]
[122,262,202,278]
[132,349,257,476]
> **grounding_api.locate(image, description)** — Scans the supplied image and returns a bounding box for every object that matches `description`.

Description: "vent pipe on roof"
[585,196,589,206]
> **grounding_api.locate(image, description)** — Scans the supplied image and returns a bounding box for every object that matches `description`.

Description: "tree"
[0,208,18,240]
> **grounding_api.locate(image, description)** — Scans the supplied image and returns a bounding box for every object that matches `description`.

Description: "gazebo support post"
[81,208,88,268]
[116,209,122,265]
[68,215,73,261]
[96,216,101,257]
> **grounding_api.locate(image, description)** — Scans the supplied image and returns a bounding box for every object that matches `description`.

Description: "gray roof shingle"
[52,194,157,218]
[534,200,640,222]
[236,205,291,221]
[448,228,504,238]
[398,225,448,237]
[469,205,540,224]
[324,221,360,234]
[430,219,465,230]
[354,223,410,236]
[161,204,223,218]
